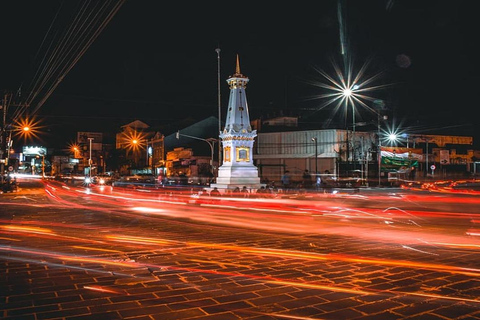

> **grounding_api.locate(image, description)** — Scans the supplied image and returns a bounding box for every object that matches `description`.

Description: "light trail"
[1,225,54,235]
[102,235,480,278]
[11,181,480,253]
[83,285,125,295]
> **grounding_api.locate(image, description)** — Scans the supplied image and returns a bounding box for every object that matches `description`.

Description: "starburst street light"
[304,58,392,161]
[67,142,81,158]
[122,132,146,153]
[380,121,407,147]
[306,58,388,121]
[13,117,44,141]
[121,131,148,168]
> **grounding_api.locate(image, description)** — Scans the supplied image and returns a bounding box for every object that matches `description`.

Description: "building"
[253,119,477,185]
[115,120,165,176]
[254,128,377,185]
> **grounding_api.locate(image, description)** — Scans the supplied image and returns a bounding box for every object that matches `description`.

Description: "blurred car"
[111,174,158,188]
[327,170,364,188]
[92,174,114,185]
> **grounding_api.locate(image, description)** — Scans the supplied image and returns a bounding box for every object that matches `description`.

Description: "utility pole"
[377,113,382,187]
[1,92,8,185]
[215,47,222,173]
[88,137,94,177]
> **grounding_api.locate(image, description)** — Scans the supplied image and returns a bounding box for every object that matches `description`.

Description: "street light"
[37,150,45,178]
[215,47,222,168]
[87,137,94,177]
[131,137,153,172]
[176,131,216,176]
[376,112,388,187]
[388,133,398,144]
[312,137,318,173]
[343,86,357,164]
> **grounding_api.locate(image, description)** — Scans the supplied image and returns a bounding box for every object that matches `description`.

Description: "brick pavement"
[1,180,480,319]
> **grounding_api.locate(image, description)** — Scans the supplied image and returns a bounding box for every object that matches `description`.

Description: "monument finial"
[236,54,240,75]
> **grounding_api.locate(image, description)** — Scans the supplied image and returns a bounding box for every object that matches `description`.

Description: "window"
[236,147,249,162]
[224,147,231,162]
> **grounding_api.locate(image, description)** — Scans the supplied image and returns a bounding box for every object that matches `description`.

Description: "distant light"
[352,85,359,90]
[23,126,30,132]
[343,88,352,97]
[85,177,92,184]
[388,133,398,141]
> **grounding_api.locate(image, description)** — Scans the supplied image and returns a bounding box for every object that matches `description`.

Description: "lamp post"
[215,47,222,168]
[145,139,149,168]
[377,113,385,187]
[311,137,318,190]
[147,138,153,174]
[36,150,46,178]
[176,131,216,176]
[342,87,356,165]
[87,137,93,177]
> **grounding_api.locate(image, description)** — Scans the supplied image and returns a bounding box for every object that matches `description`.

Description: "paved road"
[1,179,480,319]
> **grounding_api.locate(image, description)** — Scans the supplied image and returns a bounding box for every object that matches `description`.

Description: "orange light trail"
[83,285,125,294]
[72,246,123,253]
[105,235,175,246]
[3,240,480,305]
[1,225,54,235]
[104,235,480,277]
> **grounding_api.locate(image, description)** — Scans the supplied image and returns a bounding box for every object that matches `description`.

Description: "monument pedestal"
[210,165,264,190]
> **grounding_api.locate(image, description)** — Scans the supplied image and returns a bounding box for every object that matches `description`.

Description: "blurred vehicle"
[326,170,364,188]
[92,173,114,185]
[112,174,158,188]
[1,174,18,193]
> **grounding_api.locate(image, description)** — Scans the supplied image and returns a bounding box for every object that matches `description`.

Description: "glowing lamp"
[388,133,398,142]
[343,88,352,97]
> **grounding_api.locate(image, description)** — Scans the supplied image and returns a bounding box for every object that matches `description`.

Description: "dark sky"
[1,0,479,148]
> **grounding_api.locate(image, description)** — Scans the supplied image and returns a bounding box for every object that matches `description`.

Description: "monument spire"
[235,54,241,75]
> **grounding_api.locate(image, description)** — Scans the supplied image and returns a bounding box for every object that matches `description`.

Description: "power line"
[12,0,126,122]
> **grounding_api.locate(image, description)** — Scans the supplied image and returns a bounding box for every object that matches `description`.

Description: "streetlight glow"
[304,58,392,166]
[381,122,407,146]
[13,117,43,141]
[303,57,392,124]
[122,132,147,153]
[343,88,352,97]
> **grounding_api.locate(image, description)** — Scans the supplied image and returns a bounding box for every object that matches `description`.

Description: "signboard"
[22,146,47,156]
[381,157,418,172]
[439,150,450,164]
[77,132,103,144]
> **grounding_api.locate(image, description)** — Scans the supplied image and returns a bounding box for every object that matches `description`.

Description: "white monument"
[211,55,264,190]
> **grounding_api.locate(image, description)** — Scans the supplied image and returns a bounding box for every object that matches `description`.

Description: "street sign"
[430,164,436,170]
[8,166,13,171]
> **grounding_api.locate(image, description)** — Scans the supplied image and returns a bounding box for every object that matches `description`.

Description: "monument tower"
[211,55,263,190]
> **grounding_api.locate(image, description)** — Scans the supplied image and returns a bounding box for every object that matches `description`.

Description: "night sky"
[1,0,479,148]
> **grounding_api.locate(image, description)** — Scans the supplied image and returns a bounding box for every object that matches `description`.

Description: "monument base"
[210,165,264,190]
